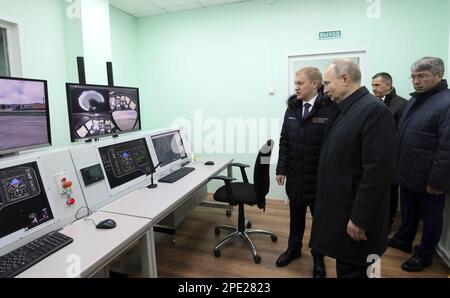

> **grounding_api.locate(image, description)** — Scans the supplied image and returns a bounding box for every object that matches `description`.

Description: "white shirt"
[302,93,318,109]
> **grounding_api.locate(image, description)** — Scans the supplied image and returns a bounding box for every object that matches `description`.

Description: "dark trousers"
[393,187,446,262]
[336,260,369,278]
[389,184,399,227]
[288,200,323,258]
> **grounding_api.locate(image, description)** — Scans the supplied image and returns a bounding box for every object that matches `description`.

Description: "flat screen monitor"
[0,76,51,156]
[98,138,155,189]
[0,162,55,249]
[66,83,141,142]
[151,130,188,167]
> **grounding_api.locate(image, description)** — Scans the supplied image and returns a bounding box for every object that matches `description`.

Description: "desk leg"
[140,229,157,278]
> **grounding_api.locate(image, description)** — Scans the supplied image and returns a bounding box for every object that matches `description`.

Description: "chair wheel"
[253,255,261,264]
[214,228,220,235]
[226,209,232,217]
[214,249,221,257]
[271,235,278,242]
[246,221,252,229]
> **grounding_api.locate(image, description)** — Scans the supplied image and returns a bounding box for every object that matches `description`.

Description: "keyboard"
[0,231,73,278]
[158,167,195,183]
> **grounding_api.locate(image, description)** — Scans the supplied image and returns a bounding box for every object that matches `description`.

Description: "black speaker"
[107,62,114,87]
[77,56,86,85]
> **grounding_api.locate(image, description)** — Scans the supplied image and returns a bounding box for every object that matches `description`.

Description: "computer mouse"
[204,161,215,166]
[96,219,117,229]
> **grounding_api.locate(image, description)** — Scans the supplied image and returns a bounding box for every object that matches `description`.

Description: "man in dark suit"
[371,72,407,229]
[390,57,450,272]
[310,59,396,278]
[276,67,331,278]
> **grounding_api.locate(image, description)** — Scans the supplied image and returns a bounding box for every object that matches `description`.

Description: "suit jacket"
[310,87,396,266]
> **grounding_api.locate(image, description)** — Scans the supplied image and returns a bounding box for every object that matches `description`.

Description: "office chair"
[210,140,277,264]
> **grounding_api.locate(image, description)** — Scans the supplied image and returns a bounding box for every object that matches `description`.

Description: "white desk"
[100,158,233,222]
[16,158,232,278]
[17,212,155,278]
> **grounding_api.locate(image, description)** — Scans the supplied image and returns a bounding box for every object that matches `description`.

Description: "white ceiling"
[109,0,253,18]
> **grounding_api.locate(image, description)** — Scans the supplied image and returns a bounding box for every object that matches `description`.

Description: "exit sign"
[318,30,343,40]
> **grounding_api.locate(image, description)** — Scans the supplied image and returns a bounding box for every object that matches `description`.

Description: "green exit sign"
[319,30,343,40]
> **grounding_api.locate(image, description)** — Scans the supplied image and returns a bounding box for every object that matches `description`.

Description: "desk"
[17,157,232,278]
[17,212,155,278]
[99,157,232,277]
[100,158,233,223]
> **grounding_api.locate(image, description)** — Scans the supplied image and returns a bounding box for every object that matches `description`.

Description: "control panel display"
[99,138,155,189]
[0,162,54,240]
[151,130,187,167]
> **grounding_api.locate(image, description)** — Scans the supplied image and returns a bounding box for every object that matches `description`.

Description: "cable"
[75,205,93,221]
[83,217,98,227]
[75,206,97,227]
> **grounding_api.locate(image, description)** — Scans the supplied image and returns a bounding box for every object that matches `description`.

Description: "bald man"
[309,59,396,278]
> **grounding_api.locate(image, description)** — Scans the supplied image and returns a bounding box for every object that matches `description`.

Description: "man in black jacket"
[390,57,450,272]
[372,73,408,125]
[310,59,396,278]
[276,67,331,278]
[371,72,407,229]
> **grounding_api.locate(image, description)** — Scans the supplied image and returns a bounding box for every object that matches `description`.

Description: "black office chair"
[210,140,277,263]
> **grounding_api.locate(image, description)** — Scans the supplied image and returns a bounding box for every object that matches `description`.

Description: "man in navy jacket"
[276,67,331,278]
[390,57,450,272]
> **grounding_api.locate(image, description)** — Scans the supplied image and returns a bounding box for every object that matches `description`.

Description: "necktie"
[303,103,311,120]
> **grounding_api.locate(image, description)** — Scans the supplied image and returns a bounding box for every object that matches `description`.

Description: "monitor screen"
[66,83,141,142]
[151,130,187,167]
[0,76,51,155]
[0,162,55,248]
[99,138,155,189]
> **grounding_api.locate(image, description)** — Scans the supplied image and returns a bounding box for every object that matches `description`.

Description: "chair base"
[213,224,277,264]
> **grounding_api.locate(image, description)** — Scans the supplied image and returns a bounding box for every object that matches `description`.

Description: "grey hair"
[411,57,445,75]
[331,58,362,83]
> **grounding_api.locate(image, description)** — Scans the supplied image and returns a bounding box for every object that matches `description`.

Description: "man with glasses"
[389,57,450,272]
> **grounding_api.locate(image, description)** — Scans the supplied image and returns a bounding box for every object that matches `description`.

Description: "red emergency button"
[67,198,76,205]
[63,180,73,189]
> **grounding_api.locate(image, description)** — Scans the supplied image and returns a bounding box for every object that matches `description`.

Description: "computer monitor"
[98,138,155,189]
[151,130,188,167]
[0,162,56,249]
[66,83,141,142]
[0,76,51,156]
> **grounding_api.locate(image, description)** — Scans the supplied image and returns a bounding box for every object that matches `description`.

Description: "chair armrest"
[209,176,237,204]
[229,163,250,183]
[209,176,236,182]
[230,163,250,168]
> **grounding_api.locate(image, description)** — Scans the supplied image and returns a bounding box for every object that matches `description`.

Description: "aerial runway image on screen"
[66,84,140,141]
[0,78,50,154]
